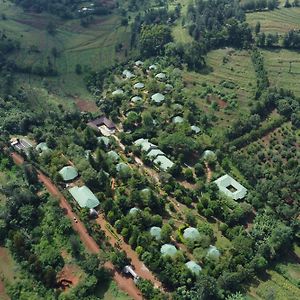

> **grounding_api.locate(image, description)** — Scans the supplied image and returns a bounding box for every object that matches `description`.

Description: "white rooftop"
[214,174,247,200]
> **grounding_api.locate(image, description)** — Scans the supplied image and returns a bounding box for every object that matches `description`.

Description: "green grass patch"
[96,279,131,300]
[246,7,300,34]
[262,49,300,97]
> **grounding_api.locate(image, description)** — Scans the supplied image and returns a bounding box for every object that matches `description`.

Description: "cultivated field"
[246,7,300,34]
[262,49,300,97]
[0,1,131,99]
[182,48,256,128]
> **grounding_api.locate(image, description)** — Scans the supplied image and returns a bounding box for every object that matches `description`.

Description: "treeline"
[186,0,253,50]
[13,0,112,18]
[283,30,300,49]
[240,0,279,12]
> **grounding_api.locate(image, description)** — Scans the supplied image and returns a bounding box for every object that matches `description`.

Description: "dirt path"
[0,280,10,300]
[96,214,162,289]
[10,152,141,300]
[205,162,212,183]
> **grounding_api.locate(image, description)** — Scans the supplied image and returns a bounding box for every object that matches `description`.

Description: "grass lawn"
[246,7,300,35]
[262,49,300,97]
[181,48,256,129]
[96,279,131,300]
[0,1,131,100]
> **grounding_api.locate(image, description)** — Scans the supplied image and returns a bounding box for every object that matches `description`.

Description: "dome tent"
[183,227,201,241]
[131,96,142,103]
[133,82,145,89]
[202,150,215,160]
[129,207,140,215]
[151,93,165,104]
[160,244,177,257]
[59,166,78,182]
[185,261,202,275]
[207,245,220,260]
[150,226,162,240]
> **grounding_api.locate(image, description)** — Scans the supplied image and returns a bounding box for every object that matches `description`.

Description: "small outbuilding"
[147,149,165,160]
[153,155,174,171]
[155,73,166,81]
[107,150,120,162]
[129,207,140,215]
[122,70,135,79]
[202,150,215,160]
[148,64,158,71]
[59,166,78,182]
[172,116,184,124]
[69,185,100,209]
[97,136,110,147]
[214,174,247,200]
[131,96,142,103]
[112,89,124,96]
[36,142,50,153]
[135,60,144,67]
[191,125,201,134]
[134,138,157,152]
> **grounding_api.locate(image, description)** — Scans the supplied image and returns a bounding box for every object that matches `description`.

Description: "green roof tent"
[151,93,165,104]
[59,166,78,182]
[155,73,166,80]
[214,174,247,200]
[206,245,220,260]
[160,244,177,257]
[129,207,140,215]
[131,96,142,103]
[147,149,165,160]
[185,261,202,275]
[112,89,124,96]
[165,84,173,92]
[69,186,100,208]
[202,150,215,159]
[153,155,174,171]
[172,116,184,124]
[107,150,120,162]
[183,227,201,241]
[191,125,201,134]
[35,142,50,153]
[150,226,162,240]
[97,136,110,147]
[133,82,145,89]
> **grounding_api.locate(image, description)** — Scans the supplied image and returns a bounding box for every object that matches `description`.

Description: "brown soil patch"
[0,280,10,300]
[217,98,227,109]
[57,264,81,290]
[75,98,98,113]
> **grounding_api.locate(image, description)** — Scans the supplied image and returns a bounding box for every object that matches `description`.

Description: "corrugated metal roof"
[69,186,100,208]
[59,166,78,181]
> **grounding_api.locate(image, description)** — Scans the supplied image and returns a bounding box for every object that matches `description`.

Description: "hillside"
[0,0,300,300]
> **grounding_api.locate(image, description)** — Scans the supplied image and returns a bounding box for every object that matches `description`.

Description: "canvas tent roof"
[112,89,124,96]
[133,82,145,89]
[36,142,50,153]
[122,70,135,79]
[69,186,100,208]
[183,227,201,241]
[191,125,201,134]
[134,138,157,152]
[147,149,165,160]
[151,93,165,103]
[150,226,161,240]
[97,136,110,147]
[185,261,202,275]
[214,174,247,200]
[207,245,220,260]
[59,166,78,181]
[129,207,140,215]
[149,64,157,70]
[107,150,120,162]
[172,116,184,124]
[155,73,166,80]
[116,162,130,173]
[154,155,174,171]
[131,96,142,103]
[161,244,177,257]
[202,150,215,159]
[165,84,173,91]
[135,60,144,66]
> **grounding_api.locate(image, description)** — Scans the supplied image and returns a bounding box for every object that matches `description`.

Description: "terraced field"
[262,49,300,97]
[0,1,131,99]
[246,7,300,34]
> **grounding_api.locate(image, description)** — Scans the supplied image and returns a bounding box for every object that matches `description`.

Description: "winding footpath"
[10,152,142,300]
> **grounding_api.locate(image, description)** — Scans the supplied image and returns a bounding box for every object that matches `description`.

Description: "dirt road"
[10,152,141,300]
[96,214,162,289]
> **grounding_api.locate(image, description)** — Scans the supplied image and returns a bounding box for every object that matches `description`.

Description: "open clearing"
[246,7,300,34]
[0,1,131,99]
[262,49,300,97]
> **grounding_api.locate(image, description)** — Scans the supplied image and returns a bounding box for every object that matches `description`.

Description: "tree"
[255,22,261,35]
[75,64,82,75]
[110,250,130,270]
[140,24,172,57]
[23,164,38,185]
[161,223,173,243]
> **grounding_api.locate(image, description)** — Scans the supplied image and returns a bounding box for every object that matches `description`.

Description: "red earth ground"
[75,98,98,113]
[10,152,142,300]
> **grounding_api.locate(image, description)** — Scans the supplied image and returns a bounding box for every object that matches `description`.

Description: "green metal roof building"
[153,155,174,171]
[69,186,100,208]
[59,166,78,182]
